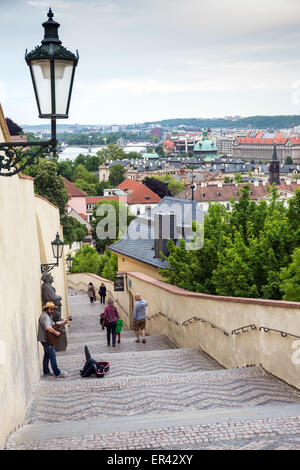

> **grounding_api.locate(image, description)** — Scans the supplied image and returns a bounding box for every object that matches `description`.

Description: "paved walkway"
[6,290,300,450]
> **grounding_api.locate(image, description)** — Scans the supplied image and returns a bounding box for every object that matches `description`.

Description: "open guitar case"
[82,345,110,378]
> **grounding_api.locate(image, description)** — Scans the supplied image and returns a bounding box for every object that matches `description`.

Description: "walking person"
[103,298,119,347]
[88,282,96,304]
[133,294,148,343]
[116,317,123,344]
[37,302,70,378]
[99,283,106,304]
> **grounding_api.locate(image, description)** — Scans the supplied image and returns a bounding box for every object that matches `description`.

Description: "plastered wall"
[0,175,68,449]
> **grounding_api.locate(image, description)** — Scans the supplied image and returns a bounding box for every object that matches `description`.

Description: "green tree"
[212,231,260,298]
[108,164,126,186]
[85,155,102,172]
[98,250,118,280]
[91,199,134,253]
[57,159,74,181]
[153,175,185,196]
[280,247,300,301]
[126,151,141,159]
[33,159,69,216]
[97,180,114,196]
[97,144,127,161]
[234,173,243,183]
[71,244,101,274]
[73,164,98,195]
[285,156,293,165]
[60,216,88,245]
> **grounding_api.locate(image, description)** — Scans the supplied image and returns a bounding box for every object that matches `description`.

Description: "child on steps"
[116,318,123,344]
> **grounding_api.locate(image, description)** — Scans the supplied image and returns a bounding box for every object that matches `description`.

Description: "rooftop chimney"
[153,213,177,259]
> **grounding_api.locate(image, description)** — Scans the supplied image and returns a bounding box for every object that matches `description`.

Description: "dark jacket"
[99,285,106,296]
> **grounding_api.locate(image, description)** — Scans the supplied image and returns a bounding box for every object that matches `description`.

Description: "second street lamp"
[41,232,64,274]
[0,8,78,177]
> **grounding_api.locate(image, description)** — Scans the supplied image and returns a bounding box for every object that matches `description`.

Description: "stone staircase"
[5,290,300,450]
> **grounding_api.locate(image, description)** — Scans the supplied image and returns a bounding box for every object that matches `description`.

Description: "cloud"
[26,0,71,8]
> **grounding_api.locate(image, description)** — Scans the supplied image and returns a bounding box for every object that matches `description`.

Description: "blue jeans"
[41,342,61,377]
[106,321,117,346]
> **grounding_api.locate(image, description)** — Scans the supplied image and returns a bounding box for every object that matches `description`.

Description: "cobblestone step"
[54,347,223,381]
[62,334,173,356]
[6,404,300,450]
[5,288,300,450]
[25,367,300,424]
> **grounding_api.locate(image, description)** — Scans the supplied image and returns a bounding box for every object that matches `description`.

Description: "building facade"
[233,131,300,163]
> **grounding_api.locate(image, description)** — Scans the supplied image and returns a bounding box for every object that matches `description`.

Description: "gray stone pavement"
[5,289,300,450]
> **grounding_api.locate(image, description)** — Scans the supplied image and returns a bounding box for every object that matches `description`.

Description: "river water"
[58,144,148,161]
[58,146,104,161]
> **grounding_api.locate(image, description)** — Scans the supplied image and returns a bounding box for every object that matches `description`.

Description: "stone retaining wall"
[68,272,300,390]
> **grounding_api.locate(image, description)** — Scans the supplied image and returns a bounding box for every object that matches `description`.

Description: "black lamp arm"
[0,138,57,177]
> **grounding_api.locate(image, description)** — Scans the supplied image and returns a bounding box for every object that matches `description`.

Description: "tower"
[269,144,280,185]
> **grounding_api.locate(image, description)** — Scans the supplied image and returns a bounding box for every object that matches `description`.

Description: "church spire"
[269,143,280,185]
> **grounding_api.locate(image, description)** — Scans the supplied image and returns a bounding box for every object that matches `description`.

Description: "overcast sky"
[1,0,300,125]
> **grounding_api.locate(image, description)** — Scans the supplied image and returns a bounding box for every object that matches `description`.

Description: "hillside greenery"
[160,185,300,301]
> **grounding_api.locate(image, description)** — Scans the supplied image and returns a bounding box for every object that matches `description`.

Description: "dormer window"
[145,196,150,200]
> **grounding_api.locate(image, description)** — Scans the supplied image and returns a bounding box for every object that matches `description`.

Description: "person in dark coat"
[99,283,106,304]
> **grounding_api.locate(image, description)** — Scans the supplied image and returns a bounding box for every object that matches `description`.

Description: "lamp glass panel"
[31,60,52,115]
[54,60,74,115]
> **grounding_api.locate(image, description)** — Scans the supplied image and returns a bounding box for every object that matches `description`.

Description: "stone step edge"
[57,347,205,361]
[35,366,271,394]
[8,403,300,445]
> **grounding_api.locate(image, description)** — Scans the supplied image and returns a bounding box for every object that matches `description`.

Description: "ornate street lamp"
[41,232,64,273]
[66,253,74,273]
[0,8,78,177]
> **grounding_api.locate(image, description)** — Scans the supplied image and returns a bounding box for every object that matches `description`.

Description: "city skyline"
[2,0,300,125]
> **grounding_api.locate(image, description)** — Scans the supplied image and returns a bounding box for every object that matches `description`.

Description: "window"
[145,196,150,200]
[136,207,141,215]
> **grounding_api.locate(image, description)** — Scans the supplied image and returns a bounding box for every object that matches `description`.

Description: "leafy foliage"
[143,177,172,198]
[5,118,23,136]
[280,247,300,301]
[91,199,134,253]
[160,186,300,301]
[108,164,126,186]
[60,215,88,245]
[71,244,102,274]
[33,159,69,216]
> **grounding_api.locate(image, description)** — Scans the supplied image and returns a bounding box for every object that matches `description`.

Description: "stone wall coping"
[34,194,60,212]
[69,271,300,309]
[127,272,300,310]
[70,272,113,285]
[18,173,34,181]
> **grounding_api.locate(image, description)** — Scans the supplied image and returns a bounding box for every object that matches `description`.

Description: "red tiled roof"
[236,132,289,145]
[116,178,161,204]
[62,177,88,197]
[177,183,300,203]
[86,196,119,205]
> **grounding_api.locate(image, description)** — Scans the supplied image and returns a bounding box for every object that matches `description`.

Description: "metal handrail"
[259,326,300,339]
[146,313,300,342]
[181,316,230,336]
[232,325,257,335]
[147,312,180,326]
